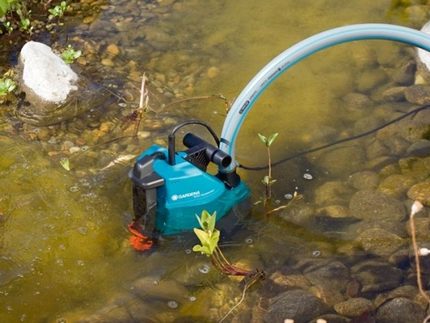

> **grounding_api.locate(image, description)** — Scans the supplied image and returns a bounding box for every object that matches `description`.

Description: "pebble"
[106,44,120,57]
[69,146,81,154]
[101,58,114,66]
[334,297,374,317]
[356,228,405,257]
[407,180,430,205]
[207,66,219,79]
[376,297,425,323]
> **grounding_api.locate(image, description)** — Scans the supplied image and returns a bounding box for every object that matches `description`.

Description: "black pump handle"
[167,120,220,165]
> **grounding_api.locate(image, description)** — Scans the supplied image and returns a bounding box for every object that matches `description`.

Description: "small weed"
[0,76,16,96]
[258,132,278,204]
[61,45,81,64]
[48,1,68,20]
[59,157,70,171]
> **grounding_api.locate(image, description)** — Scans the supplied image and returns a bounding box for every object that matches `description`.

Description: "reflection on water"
[0,0,428,321]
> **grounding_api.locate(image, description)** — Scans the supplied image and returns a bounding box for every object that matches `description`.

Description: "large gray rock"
[20,41,78,103]
[17,41,103,126]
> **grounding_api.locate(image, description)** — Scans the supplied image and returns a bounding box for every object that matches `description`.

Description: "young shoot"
[61,45,81,64]
[0,77,16,96]
[258,132,278,204]
[192,210,264,277]
[48,1,68,20]
[193,210,265,322]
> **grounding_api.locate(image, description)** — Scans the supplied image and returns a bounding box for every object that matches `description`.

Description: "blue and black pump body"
[129,121,250,236]
[130,23,430,237]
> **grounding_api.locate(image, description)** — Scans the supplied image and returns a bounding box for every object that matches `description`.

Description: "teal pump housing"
[130,23,430,236]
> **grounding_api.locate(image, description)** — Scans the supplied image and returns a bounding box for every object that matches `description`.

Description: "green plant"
[59,157,70,171]
[61,45,81,64]
[193,210,265,322]
[48,1,68,20]
[193,210,261,276]
[0,77,16,96]
[258,132,278,204]
[0,0,15,17]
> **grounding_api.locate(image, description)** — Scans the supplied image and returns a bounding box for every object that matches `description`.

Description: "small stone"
[380,86,406,102]
[269,272,312,289]
[334,297,374,317]
[207,66,220,79]
[407,180,430,206]
[137,131,151,139]
[101,58,114,66]
[316,205,351,219]
[264,289,330,323]
[351,260,403,293]
[376,297,425,323]
[348,171,379,190]
[349,190,406,222]
[83,16,96,24]
[69,146,81,154]
[405,85,430,105]
[378,174,416,198]
[374,285,420,308]
[356,228,405,257]
[106,44,120,57]
[393,61,416,85]
[407,140,430,157]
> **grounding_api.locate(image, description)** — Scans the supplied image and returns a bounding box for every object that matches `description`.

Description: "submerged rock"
[349,190,406,222]
[264,289,330,323]
[351,260,403,294]
[356,228,405,257]
[407,180,430,205]
[376,297,425,323]
[334,297,374,318]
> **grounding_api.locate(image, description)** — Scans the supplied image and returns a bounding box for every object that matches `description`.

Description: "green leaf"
[267,133,279,147]
[60,157,70,171]
[194,228,210,247]
[262,175,270,185]
[206,211,216,232]
[257,133,267,145]
[208,230,220,254]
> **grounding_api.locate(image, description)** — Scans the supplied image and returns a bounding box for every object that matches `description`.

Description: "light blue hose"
[219,23,430,172]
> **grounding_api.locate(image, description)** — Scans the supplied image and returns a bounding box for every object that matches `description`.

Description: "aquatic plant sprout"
[219,24,430,172]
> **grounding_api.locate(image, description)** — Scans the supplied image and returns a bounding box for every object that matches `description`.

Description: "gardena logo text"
[171,191,201,201]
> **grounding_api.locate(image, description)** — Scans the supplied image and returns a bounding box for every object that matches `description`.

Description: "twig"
[218,272,263,323]
[409,200,430,322]
[265,192,303,215]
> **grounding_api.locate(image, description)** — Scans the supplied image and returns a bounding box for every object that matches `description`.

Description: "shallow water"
[0,0,428,321]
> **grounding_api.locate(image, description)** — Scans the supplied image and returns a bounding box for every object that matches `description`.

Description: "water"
[0,0,427,321]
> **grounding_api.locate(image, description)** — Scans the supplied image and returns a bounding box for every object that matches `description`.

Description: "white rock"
[20,41,78,103]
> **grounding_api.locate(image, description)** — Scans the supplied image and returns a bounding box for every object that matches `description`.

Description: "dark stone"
[264,289,330,323]
[351,260,403,294]
[303,261,350,291]
[375,297,425,323]
[407,140,430,157]
[392,60,416,85]
[405,85,430,105]
[380,86,407,102]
